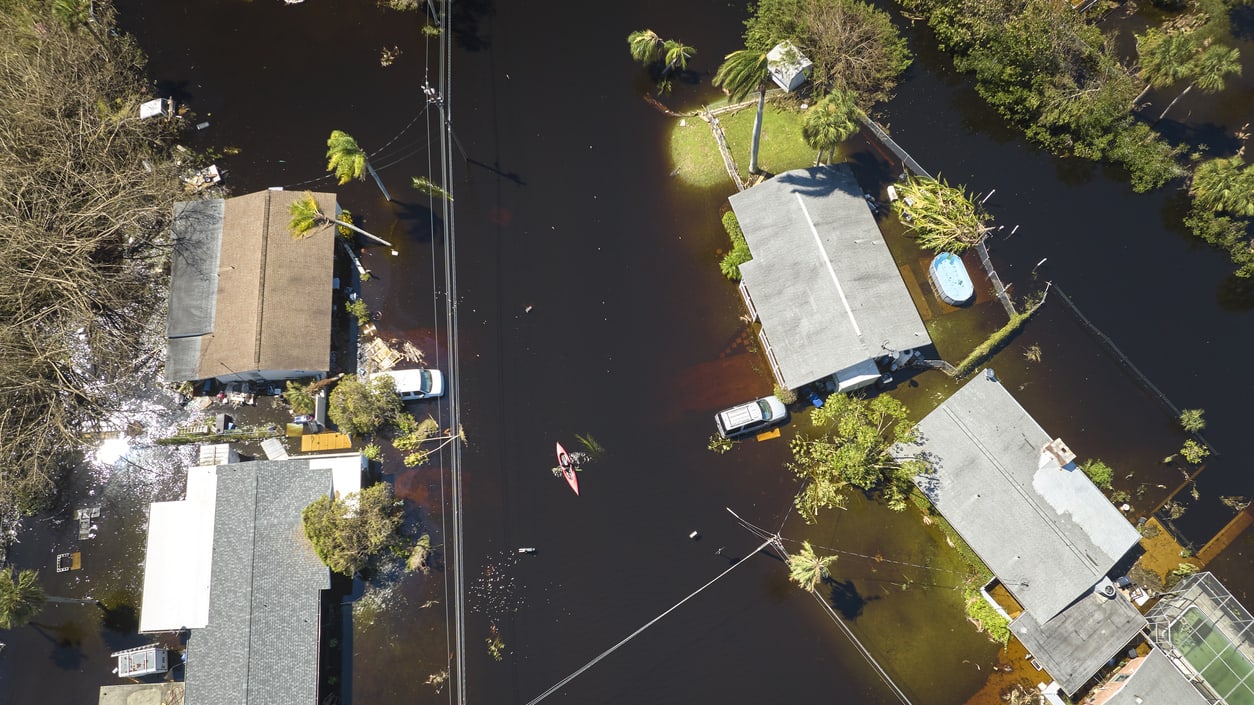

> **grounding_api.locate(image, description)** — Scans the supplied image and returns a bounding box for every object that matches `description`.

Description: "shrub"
[328,374,402,436]
[708,433,734,454]
[963,589,1010,645]
[284,380,316,416]
[1106,121,1186,193]
[719,211,752,280]
[1179,408,1206,433]
[346,298,371,327]
[1081,459,1114,490]
[773,385,797,405]
[1180,439,1210,464]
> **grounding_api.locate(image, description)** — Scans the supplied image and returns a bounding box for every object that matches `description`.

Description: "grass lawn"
[667,100,815,189]
[722,102,814,182]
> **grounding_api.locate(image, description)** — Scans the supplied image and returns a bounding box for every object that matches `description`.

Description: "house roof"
[729,165,930,389]
[896,371,1141,622]
[165,190,337,382]
[141,453,362,705]
[1104,648,1211,705]
[139,466,218,632]
[1011,590,1147,695]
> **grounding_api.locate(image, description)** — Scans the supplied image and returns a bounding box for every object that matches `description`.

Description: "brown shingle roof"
[197,190,336,379]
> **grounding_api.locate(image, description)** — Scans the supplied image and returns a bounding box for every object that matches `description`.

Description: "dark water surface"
[3,1,1252,704]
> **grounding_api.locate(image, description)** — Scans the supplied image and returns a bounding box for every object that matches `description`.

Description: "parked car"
[715,396,788,438]
[373,368,445,401]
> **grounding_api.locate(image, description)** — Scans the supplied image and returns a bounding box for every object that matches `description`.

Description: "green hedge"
[719,211,752,280]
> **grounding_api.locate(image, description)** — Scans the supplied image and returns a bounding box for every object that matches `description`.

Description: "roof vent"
[1095,577,1117,599]
[1042,438,1076,468]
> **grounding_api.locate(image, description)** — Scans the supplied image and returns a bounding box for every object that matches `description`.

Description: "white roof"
[139,453,362,633]
[140,466,217,632]
[308,452,364,497]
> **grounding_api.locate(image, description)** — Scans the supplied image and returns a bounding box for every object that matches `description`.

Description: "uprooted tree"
[788,393,928,521]
[302,483,404,576]
[0,0,187,536]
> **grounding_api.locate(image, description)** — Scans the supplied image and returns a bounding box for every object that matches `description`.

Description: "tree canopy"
[743,0,910,106]
[302,483,404,576]
[0,1,185,532]
[0,567,46,629]
[787,541,836,593]
[900,0,1186,193]
[802,90,860,165]
[788,394,927,522]
[328,374,403,436]
[326,130,367,185]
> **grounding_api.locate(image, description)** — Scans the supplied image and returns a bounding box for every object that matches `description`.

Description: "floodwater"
[2,2,1252,705]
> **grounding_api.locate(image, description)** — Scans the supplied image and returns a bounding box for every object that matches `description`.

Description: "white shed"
[767,41,813,92]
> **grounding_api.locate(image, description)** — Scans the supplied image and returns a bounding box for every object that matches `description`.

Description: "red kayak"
[555,442,579,496]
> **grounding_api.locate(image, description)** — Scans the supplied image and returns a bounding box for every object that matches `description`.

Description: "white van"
[715,396,788,438]
[373,368,445,401]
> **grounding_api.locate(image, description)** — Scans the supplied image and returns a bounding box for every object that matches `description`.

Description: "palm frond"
[627,29,664,65]
[412,176,453,201]
[288,191,325,239]
[713,49,770,102]
[326,129,366,184]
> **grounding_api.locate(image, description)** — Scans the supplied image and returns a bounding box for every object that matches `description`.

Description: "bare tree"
[0,2,187,535]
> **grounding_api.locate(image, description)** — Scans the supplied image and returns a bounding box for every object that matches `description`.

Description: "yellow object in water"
[756,428,781,442]
[301,432,353,452]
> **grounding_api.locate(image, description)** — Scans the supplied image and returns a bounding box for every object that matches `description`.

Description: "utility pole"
[423,81,468,163]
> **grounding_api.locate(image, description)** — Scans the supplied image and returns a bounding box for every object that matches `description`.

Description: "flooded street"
[2,1,1251,705]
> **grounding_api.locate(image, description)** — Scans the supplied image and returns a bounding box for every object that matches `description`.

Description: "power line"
[523,535,778,705]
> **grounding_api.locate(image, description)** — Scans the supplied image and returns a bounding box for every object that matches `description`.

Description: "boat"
[555,442,579,496]
[929,252,975,306]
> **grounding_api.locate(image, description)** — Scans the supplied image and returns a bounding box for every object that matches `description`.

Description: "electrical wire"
[523,535,778,705]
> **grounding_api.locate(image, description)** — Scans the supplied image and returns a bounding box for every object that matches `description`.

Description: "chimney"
[1041,438,1076,468]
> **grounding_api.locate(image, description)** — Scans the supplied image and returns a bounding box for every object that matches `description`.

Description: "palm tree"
[788,541,836,594]
[0,567,46,629]
[713,49,772,175]
[628,31,695,94]
[326,130,392,201]
[1158,44,1242,122]
[627,29,664,66]
[663,40,695,73]
[289,191,393,247]
[1191,156,1254,217]
[802,90,860,166]
[657,40,696,94]
[1132,29,1198,106]
[51,0,111,59]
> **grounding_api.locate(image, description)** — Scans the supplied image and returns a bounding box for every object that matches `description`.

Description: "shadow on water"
[1216,274,1254,312]
[448,0,494,51]
[1231,2,1254,41]
[827,578,876,620]
[466,157,526,186]
[1153,117,1244,156]
[387,200,444,244]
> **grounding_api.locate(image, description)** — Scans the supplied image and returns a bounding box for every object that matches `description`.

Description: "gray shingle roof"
[166,200,225,383]
[730,165,930,389]
[1011,590,1147,695]
[1104,648,1211,705]
[896,372,1141,622]
[183,459,332,705]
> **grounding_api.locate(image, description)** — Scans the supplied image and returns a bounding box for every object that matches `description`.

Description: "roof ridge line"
[254,191,271,368]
